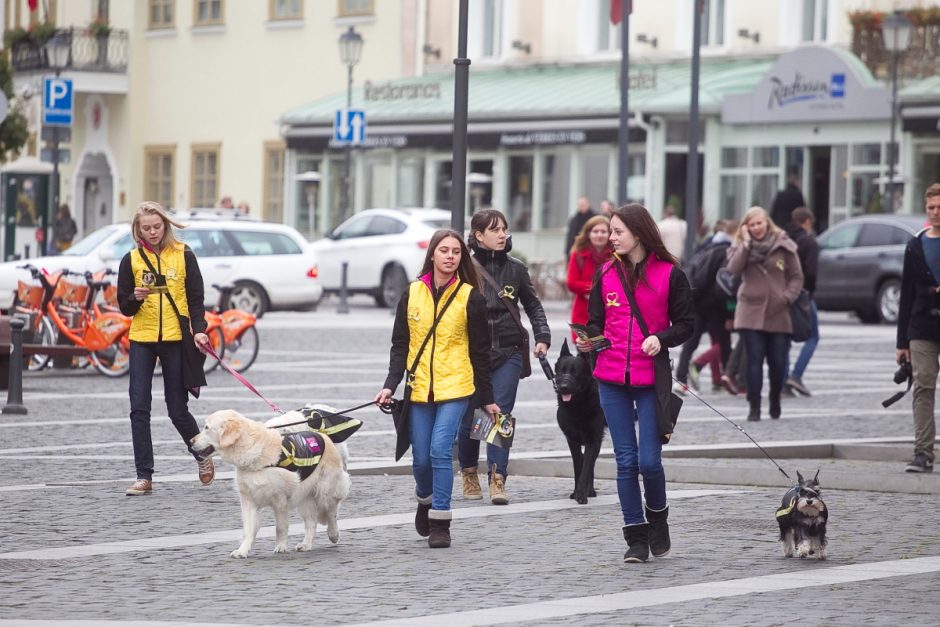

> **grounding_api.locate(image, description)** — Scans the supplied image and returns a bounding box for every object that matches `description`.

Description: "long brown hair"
[570,214,612,255]
[610,203,679,288]
[419,229,481,290]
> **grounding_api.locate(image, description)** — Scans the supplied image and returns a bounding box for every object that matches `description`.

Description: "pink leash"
[203,344,283,414]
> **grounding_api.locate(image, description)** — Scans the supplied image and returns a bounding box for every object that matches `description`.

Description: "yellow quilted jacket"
[129,243,191,342]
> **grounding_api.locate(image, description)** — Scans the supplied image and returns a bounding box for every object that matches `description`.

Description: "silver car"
[815,214,926,324]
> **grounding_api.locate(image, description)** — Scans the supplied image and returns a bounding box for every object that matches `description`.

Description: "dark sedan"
[814,214,927,324]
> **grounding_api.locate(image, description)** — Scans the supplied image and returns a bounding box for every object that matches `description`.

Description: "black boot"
[747,396,761,421]
[769,393,781,419]
[414,498,431,537]
[622,523,649,563]
[428,511,452,548]
[645,505,671,558]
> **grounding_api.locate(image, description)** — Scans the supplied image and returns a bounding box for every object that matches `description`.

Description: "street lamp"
[337,26,363,224]
[882,10,912,213]
[43,31,70,255]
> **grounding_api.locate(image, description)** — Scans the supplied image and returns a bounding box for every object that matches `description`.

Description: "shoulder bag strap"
[612,257,652,338]
[473,258,527,338]
[406,280,463,376]
[137,246,185,321]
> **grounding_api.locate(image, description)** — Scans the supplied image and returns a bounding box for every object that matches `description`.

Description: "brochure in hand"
[469,410,515,448]
[568,323,611,352]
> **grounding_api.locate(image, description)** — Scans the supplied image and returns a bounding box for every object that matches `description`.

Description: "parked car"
[0,218,322,316]
[309,208,452,307]
[814,214,926,324]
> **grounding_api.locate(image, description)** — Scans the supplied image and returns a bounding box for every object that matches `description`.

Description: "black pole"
[3,318,28,415]
[451,0,471,232]
[617,0,631,205]
[341,63,353,224]
[337,261,350,314]
[683,2,703,262]
[886,49,899,214]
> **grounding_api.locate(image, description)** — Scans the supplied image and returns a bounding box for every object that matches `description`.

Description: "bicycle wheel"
[91,333,131,377]
[27,316,57,371]
[223,325,259,373]
[203,327,225,373]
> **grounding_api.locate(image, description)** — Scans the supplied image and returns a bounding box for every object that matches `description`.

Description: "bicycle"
[13,265,61,371]
[203,283,259,373]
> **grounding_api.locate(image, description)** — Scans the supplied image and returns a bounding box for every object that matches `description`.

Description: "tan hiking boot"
[489,470,509,505]
[198,457,215,485]
[125,479,152,496]
[461,466,482,500]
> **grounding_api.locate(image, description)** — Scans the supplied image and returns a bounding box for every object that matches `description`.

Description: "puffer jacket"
[471,239,551,368]
[726,232,803,334]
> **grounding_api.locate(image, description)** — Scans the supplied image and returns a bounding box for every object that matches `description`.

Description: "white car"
[309,208,452,307]
[0,219,322,316]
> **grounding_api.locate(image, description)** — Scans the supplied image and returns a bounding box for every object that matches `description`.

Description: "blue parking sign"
[43,77,73,126]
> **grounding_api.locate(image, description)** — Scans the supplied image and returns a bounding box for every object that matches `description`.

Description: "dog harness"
[276,431,326,480]
[299,405,362,443]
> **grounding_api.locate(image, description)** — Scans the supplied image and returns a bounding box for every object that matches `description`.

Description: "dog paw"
[573,492,588,505]
[295,542,313,552]
[569,492,577,500]
[588,488,597,497]
[328,531,340,544]
[230,548,249,559]
[273,544,288,554]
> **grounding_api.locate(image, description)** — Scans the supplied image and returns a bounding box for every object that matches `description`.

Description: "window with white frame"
[700,0,726,47]
[801,0,828,42]
[597,0,621,52]
[468,0,503,60]
[718,146,780,218]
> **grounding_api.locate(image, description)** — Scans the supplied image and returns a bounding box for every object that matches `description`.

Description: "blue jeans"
[597,383,665,526]
[410,397,470,511]
[457,352,523,478]
[788,300,819,380]
[740,329,789,401]
[128,340,201,481]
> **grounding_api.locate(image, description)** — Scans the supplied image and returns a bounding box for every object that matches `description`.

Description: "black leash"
[269,400,385,429]
[537,354,557,392]
[673,376,793,483]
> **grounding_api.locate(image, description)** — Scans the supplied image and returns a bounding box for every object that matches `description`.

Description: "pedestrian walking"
[657,206,688,262]
[770,167,806,229]
[51,204,77,253]
[117,201,213,496]
[564,196,596,259]
[578,203,694,564]
[566,214,612,341]
[896,183,940,473]
[456,209,551,505]
[375,229,498,548]
[785,207,821,396]
[726,206,803,421]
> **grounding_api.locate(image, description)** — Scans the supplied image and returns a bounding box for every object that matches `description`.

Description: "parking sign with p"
[43,77,73,127]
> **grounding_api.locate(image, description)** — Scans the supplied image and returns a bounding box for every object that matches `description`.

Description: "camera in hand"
[894,360,913,384]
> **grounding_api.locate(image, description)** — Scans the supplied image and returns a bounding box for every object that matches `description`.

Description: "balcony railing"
[850,12,940,81]
[9,27,128,74]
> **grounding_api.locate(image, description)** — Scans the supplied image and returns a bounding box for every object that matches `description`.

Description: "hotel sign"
[722,47,889,124]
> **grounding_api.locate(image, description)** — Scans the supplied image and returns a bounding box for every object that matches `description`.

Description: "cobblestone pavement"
[1,301,938,626]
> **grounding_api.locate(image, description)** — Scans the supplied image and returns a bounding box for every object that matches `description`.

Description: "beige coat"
[727,233,803,334]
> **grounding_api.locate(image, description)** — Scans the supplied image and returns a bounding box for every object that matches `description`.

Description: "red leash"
[203,344,283,414]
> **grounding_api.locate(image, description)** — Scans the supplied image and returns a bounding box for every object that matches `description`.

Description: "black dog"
[553,340,606,504]
[776,470,828,559]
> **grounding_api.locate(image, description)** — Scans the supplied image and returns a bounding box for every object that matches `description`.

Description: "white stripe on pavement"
[0,489,733,560]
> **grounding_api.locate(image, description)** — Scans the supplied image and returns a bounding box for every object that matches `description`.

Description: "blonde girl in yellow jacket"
[117,201,212,496]
[375,229,499,549]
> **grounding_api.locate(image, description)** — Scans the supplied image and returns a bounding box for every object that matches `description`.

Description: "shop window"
[752,147,780,169]
[541,153,572,230]
[832,145,848,207]
[851,172,880,215]
[148,0,173,29]
[508,155,534,232]
[582,151,609,219]
[337,0,373,17]
[144,145,175,210]
[434,161,453,210]
[801,0,828,43]
[262,142,284,223]
[194,0,223,26]
[469,0,503,60]
[270,0,302,21]
[721,147,747,169]
[191,144,220,208]
[852,144,881,166]
[700,0,725,47]
[750,174,779,210]
[720,174,746,219]
[397,156,425,208]
[365,154,392,209]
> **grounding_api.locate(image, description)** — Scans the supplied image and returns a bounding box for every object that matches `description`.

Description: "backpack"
[685,247,717,301]
[715,266,741,298]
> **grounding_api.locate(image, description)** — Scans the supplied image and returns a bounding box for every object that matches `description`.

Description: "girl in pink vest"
[576,204,694,564]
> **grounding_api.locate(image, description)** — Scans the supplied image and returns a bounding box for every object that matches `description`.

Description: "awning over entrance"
[280,57,772,152]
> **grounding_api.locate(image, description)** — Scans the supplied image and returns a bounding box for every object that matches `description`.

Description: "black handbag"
[391,282,462,461]
[613,262,682,444]
[474,260,532,378]
[138,247,207,397]
[789,289,812,343]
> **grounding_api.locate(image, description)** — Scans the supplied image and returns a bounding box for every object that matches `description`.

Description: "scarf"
[747,233,776,266]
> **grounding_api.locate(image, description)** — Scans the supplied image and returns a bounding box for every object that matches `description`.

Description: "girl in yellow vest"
[375,229,498,548]
[117,201,213,496]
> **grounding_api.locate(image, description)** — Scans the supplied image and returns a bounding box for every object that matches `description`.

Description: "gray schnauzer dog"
[776,470,828,560]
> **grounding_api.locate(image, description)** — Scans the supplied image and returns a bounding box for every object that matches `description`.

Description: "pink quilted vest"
[593,255,674,386]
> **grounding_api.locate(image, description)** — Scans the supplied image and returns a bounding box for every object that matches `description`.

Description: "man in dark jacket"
[771,167,806,228]
[784,207,820,396]
[896,183,940,473]
[564,197,595,258]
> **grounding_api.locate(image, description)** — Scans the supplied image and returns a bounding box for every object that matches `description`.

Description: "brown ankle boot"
[428,511,452,548]
[489,467,509,505]
[461,466,482,500]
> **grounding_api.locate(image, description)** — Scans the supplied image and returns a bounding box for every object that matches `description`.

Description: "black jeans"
[129,340,201,480]
[740,329,789,402]
[675,312,732,383]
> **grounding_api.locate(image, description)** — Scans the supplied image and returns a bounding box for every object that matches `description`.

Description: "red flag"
[610,0,632,25]
[27,0,38,11]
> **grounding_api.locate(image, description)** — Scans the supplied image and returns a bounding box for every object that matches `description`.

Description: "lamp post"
[882,10,912,214]
[337,26,363,224]
[44,32,70,255]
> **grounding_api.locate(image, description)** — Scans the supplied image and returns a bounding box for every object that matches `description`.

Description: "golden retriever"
[191,408,350,559]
